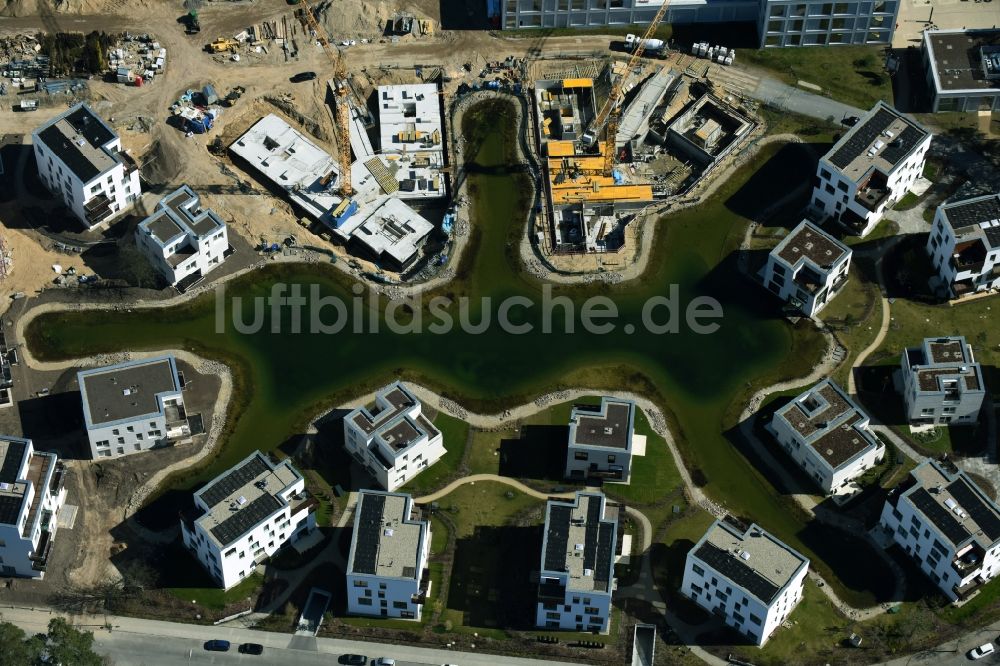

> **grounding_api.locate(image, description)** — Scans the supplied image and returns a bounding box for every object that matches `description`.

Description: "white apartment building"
[900,337,986,426]
[760,220,852,317]
[32,103,141,228]
[926,193,1000,298]
[78,355,190,459]
[180,450,317,589]
[682,519,809,646]
[565,397,635,482]
[376,84,446,199]
[812,101,931,237]
[343,382,446,492]
[880,460,1000,602]
[346,490,431,620]
[536,492,619,633]
[0,437,67,578]
[769,378,884,495]
[135,185,230,288]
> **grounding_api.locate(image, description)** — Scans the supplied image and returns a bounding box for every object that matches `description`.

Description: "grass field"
[400,411,470,496]
[167,573,264,610]
[817,265,881,387]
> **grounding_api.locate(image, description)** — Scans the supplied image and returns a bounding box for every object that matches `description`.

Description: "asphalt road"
[1,606,583,666]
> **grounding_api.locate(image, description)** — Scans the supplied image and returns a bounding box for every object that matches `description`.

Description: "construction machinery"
[206,38,239,53]
[300,2,354,197]
[583,1,670,175]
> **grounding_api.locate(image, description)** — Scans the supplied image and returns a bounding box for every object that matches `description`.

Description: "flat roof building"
[682,519,808,645]
[927,193,1000,298]
[565,397,635,483]
[760,220,852,317]
[0,437,67,579]
[923,29,1000,113]
[769,379,884,495]
[813,101,931,237]
[31,103,141,228]
[376,84,446,199]
[346,490,431,620]
[536,491,620,633]
[900,337,986,426]
[180,451,316,589]
[77,355,189,459]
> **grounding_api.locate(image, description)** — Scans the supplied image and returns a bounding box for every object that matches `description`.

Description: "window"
[392,601,408,610]
[358,598,373,606]
[820,168,832,180]
[584,606,599,614]
[574,451,589,461]
[607,454,616,464]
[692,564,705,576]
[353,580,368,588]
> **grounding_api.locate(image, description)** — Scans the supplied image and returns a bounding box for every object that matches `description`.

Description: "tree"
[45,618,104,666]
[0,621,38,666]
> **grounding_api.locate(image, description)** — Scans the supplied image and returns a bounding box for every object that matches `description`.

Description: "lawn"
[741,46,892,110]
[651,507,716,623]
[816,265,880,386]
[436,480,545,539]
[401,411,470,496]
[603,406,683,505]
[879,296,1000,370]
[167,573,264,611]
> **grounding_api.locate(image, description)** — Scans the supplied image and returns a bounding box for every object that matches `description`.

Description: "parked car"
[969,643,995,660]
[203,639,230,652]
[376,659,396,666]
[290,71,317,83]
[238,643,264,655]
[842,115,860,127]
[339,656,368,665]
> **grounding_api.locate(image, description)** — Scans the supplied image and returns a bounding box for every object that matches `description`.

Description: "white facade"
[0,437,67,579]
[135,185,229,287]
[346,490,431,620]
[180,451,316,589]
[769,378,884,495]
[78,355,189,459]
[343,382,446,492]
[536,492,619,633]
[564,397,634,482]
[900,337,986,426]
[760,220,852,317]
[926,194,1000,298]
[682,519,808,646]
[812,101,931,237]
[880,460,1000,601]
[923,29,1000,113]
[32,103,141,228]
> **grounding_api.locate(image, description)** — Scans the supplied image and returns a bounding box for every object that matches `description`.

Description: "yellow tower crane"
[300,2,354,197]
[587,2,670,175]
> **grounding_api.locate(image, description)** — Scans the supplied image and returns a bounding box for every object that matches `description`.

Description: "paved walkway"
[847,247,892,395]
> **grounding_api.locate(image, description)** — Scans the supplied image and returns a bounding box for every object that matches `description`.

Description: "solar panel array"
[828,108,895,169]
[948,479,1000,542]
[985,227,1000,250]
[544,504,572,572]
[581,498,602,571]
[911,487,969,545]
[209,493,282,546]
[593,523,615,586]
[0,495,23,526]
[200,455,271,508]
[694,542,781,603]
[353,493,387,575]
[945,197,1000,231]
[880,125,925,165]
[0,440,26,484]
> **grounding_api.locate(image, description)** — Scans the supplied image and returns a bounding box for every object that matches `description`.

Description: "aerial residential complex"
[682,519,809,646]
[376,84,446,198]
[564,397,635,482]
[769,379,883,495]
[498,0,898,48]
[180,451,316,589]
[760,220,852,317]
[135,185,230,288]
[536,491,620,633]
[922,28,1000,113]
[812,101,932,237]
[346,490,431,620]
[880,460,1000,601]
[77,355,189,459]
[342,382,446,492]
[0,437,66,578]
[926,193,1000,298]
[32,102,141,228]
[900,337,986,426]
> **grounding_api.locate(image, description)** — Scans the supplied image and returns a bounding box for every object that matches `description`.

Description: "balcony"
[953,544,986,576]
[84,193,115,226]
[410,567,432,605]
[30,529,53,572]
[289,492,319,517]
[954,575,984,601]
[854,169,890,212]
[49,462,65,497]
[587,464,624,481]
[117,150,139,175]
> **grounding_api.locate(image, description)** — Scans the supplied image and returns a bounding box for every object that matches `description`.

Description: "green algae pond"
[26,99,894,606]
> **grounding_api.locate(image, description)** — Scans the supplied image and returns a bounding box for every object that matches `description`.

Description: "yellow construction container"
[547,141,575,157]
[562,78,593,89]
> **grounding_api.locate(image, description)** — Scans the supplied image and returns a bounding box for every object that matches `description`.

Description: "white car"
[970,643,995,660]
[375,659,395,666]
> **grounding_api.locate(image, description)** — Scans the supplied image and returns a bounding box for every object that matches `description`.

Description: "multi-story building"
[922,28,1000,113]
[135,185,230,288]
[812,101,931,237]
[880,460,1000,601]
[78,355,190,459]
[900,337,986,426]
[499,0,898,48]
[681,519,809,645]
[769,379,884,494]
[376,84,446,199]
[565,397,635,482]
[180,450,316,589]
[536,491,620,633]
[346,490,431,620]
[32,103,141,228]
[760,220,852,317]
[342,382,446,492]
[926,193,1000,298]
[0,437,66,578]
